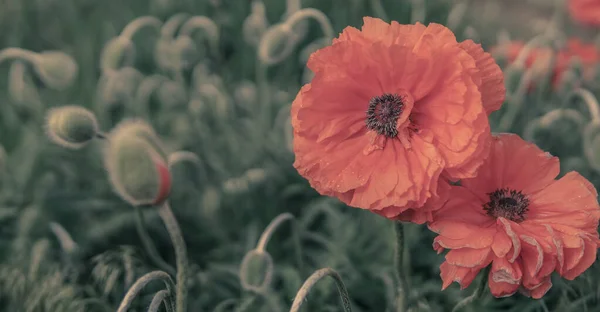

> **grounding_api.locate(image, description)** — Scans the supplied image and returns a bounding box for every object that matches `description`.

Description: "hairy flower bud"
[33,51,78,90]
[45,105,100,149]
[104,120,171,206]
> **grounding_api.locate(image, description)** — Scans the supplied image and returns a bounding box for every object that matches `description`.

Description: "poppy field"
[1,0,600,311]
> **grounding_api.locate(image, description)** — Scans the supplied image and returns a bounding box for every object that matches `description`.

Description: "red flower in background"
[492,39,600,89]
[569,0,600,26]
[429,134,600,298]
[291,17,505,223]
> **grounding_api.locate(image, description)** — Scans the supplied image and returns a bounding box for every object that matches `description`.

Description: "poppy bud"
[104,120,171,206]
[45,105,100,149]
[239,249,274,293]
[32,51,78,90]
[100,36,136,73]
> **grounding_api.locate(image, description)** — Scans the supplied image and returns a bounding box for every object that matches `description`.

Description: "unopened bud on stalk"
[100,37,136,73]
[0,48,78,90]
[33,51,78,90]
[104,120,171,206]
[45,105,100,149]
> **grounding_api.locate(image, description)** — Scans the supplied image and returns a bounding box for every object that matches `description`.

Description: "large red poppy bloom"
[429,133,600,298]
[291,17,505,223]
[569,0,600,26]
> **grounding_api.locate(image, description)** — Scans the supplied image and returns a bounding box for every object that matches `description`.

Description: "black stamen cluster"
[483,188,530,223]
[366,93,404,138]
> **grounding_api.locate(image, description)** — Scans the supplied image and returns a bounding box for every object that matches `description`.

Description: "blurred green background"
[0,0,599,311]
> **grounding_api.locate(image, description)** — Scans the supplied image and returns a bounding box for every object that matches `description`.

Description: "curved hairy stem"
[290,268,352,312]
[0,47,38,65]
[256,212,303,273]
[117,270,175,312]
[148,289,173,312]
[120,16,162,39]
[158,201,189,312]
[134,206,176,276]
[567,88,600,123]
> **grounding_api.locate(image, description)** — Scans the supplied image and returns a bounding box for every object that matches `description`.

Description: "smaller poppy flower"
[429,133,600,298]
[569,0,600,27]
[104,120,172,207]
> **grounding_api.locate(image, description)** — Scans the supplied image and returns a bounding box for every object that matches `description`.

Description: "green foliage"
[0,0,598,311]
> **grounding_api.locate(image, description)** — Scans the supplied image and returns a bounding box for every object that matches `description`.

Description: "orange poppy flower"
[569,0,600,26]
[291,17,505,223]
[492,39,600,89]
[429,133,600,298]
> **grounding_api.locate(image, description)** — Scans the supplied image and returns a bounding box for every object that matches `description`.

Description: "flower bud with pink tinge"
[104,120,172,206]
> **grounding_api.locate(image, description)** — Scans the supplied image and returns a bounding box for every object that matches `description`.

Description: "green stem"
[158,201,188,312]
[148,289,173,312]
[394,221,409,312]
[290,268,352,312]
[134,206,176,277]
[451,265,491,312]
[256,213,303,274]
[120,16,162,39]
[0,47,38,65]
[117,270,175,312]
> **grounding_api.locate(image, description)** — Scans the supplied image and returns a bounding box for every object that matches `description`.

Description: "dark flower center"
[483,188,529,223]
[366,93,404,138]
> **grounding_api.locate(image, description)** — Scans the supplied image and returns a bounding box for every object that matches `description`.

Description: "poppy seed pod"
[104,120,171,206]
[33,51,78,90]
[45,106,100,149]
